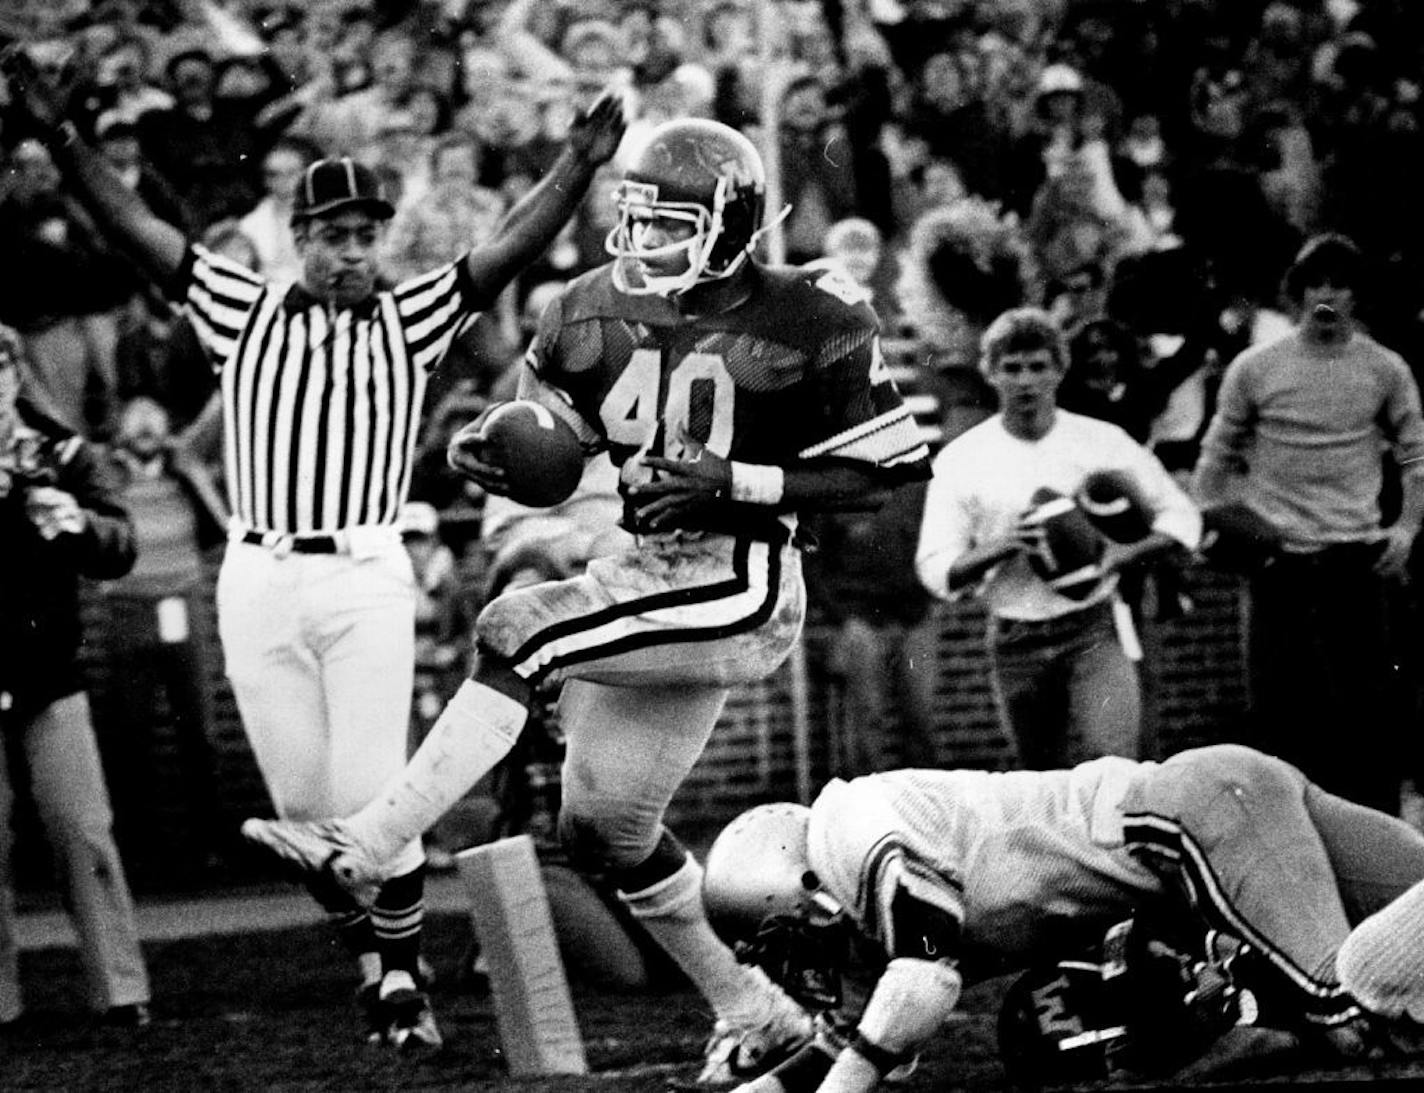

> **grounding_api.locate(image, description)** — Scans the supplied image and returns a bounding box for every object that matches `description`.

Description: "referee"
[2,50,625,1051]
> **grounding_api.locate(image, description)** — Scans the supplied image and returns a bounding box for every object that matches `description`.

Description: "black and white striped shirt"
[180,245,478,534]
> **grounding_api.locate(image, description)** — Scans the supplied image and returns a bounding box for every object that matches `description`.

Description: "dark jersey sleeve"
[787,266,931,483]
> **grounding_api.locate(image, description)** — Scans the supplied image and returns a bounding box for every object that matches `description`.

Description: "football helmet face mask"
[703,803,854,1013]
[606,119,768,296]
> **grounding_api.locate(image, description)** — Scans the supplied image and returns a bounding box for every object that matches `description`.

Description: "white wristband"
[730,462,785,506]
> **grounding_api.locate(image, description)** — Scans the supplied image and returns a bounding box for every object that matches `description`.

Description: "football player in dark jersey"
[244,117,932,1084]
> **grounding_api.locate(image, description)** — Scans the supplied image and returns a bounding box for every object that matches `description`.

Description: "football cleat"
[692,971,814,1087]
[100,1003,151,1029]
[380,971,443,1052]
[240,818,383,911]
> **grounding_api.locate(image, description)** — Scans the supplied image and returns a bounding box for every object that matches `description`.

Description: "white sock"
[345,681,527,863]
[379,969,418,999]
[357,951,381,988]
[621,855,786,1024]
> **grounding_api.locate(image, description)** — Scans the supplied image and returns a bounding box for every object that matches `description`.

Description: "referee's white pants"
[217,541,424,876]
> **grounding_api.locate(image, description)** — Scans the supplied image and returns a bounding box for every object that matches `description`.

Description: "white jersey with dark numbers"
[806,760,1164,978]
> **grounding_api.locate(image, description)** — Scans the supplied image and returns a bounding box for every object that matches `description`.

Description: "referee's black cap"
[290,157,395,225]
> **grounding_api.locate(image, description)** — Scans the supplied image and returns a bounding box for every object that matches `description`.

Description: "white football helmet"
[606,118,769,297]
[702,802,819,938]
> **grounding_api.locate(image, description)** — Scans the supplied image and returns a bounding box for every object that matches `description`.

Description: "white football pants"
[217,539,424,876]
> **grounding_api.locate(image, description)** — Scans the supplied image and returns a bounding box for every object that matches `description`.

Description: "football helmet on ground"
[606,118,769,296]
[703,802,818,933]
[703,803,856,1013]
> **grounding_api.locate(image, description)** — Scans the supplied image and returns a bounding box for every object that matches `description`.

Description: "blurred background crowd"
[4,0,1424,890]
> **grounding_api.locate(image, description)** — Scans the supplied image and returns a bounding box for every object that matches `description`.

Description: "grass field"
[6,905,1424,1092]
[2,905,1009,1093]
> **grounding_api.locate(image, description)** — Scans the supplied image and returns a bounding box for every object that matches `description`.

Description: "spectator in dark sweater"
[804,476,942,775]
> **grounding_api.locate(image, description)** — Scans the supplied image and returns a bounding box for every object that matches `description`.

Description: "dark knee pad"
[455,634,535,704]
[557,815,687,886]
[609,829,689,895]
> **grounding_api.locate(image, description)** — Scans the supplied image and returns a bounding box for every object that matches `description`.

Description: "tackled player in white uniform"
[705,744,1424,1091]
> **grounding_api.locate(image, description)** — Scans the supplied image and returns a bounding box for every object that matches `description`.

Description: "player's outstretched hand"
[447,418,510,497]
[0,46,72,132]
[568,90,626,167]
[634,428,731,531]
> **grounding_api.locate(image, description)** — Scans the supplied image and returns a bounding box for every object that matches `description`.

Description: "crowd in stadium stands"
[5,0,1424,854]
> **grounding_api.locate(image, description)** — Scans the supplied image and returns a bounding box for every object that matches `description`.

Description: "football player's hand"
[568,89,626,167]
[1375,523,1416,582]
[446,417,510,496]
[1010,506,1048,556]
[632,428,731,530]
[25,487,86,539]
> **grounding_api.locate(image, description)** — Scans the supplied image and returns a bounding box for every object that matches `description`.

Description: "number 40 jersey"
[516,261,932,539]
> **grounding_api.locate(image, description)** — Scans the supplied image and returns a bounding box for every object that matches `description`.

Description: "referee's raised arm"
[2,47,187,285]
[461,90,626,309]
